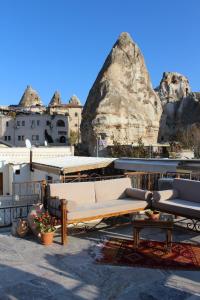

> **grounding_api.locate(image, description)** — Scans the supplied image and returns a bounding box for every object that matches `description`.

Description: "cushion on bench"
[48,181,96,206]
[153,198,200,219]
[153,189,179,202]
[126,188,152,201]
[67,199,147,222]
[173,179,200,203]
[94,177,132,202]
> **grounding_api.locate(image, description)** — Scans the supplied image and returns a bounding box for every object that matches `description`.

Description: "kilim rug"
[94,238,200,270]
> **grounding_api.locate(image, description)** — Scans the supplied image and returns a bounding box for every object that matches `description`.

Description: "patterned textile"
[95,238,200,270]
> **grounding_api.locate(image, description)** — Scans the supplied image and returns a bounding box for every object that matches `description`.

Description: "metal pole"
[97,137,98,157]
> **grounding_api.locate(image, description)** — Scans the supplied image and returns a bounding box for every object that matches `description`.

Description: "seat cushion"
[68,199,147,221]
[173,179,200,203]
[153,198,200,219]
[48,182,96,206]
[94,178,132,202]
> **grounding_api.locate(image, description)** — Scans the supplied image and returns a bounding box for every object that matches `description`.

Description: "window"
[46,175,53,182]
[15,169,20,175]
[75,112,78,117]
[37,120,40,126]
[17,135,24,141]
[32,135,39,141]
[31,120,35,128]
[46,120,51,126]
[6,121,9,127]
[75,123,78,127]
[56,120,65,127]
[22,120,25,126]
[17,121,20,126]
[8,136,11,141]
[4,136,7,141]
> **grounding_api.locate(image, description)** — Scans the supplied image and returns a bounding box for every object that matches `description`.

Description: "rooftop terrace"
[0,223,199,299]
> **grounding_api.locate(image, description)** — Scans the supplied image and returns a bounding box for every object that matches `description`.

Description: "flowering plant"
[33,212,56,233]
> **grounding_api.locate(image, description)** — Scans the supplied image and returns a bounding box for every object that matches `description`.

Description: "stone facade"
[81,32,162,156]
[0,114,69,146]
[0,87,82,146]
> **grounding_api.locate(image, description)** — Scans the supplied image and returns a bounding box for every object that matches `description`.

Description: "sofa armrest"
[48,197,77,212]
[126,188,152,201]
[153,189,179,202]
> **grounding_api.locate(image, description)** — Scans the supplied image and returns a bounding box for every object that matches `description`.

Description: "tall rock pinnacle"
[49,91,62,106]
[19,85,42,107]
[81,32,162,155]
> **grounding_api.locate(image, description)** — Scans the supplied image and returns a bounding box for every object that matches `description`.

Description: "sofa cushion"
[173,179,200,203]
[48,182,96,206]
[153,198,200,219]
[94,178,132,202]
[68,199,147,221]
[153,189,179,202]
[126,188,152,201]
[48,197,76,214]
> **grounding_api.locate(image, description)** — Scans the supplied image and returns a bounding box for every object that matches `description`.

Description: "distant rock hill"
[81,32,162,156]
[156,72,200,147]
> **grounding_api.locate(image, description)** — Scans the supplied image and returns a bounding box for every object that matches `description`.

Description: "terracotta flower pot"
[40,231,55,246]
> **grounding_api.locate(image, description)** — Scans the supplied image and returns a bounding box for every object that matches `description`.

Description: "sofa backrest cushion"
[48,182,96,207]
[94,177,132,202]
[173,178,200,203]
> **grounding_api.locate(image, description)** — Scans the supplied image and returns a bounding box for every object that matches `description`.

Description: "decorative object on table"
[94,237,200,270]
[11,218,29,237]
[145,209,160,220]
[33,211,56,245]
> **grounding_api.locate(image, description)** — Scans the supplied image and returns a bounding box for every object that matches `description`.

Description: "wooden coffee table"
[133,213,174,252]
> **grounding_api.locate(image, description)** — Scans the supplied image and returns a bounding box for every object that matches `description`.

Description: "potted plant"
[33,212,56,245]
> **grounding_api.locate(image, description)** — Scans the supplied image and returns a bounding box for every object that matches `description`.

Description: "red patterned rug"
[95,238,200,270]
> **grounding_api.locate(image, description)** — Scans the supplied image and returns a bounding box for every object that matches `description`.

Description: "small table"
[133,213,174,252]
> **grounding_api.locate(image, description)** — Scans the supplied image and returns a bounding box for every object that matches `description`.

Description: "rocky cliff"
[157,72,200,147]
[81,32,162,156]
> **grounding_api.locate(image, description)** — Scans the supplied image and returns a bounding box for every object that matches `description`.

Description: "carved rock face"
[69,95,81,106]
[81,32,162,155]
[157,72,191,104]
[49,91,62,106]
[157,72,200,144]
[19,85,42,107]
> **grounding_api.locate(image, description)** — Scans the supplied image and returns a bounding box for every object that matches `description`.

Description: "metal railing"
[0,205,33,227]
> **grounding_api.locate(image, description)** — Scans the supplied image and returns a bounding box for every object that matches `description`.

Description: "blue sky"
[0,0,199,106]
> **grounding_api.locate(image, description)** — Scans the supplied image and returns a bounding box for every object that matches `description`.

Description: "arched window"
[60,136,66,143]
[56,120,65,127]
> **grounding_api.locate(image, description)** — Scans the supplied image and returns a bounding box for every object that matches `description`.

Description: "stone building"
[0,86,82,146]
[47,93,82,143]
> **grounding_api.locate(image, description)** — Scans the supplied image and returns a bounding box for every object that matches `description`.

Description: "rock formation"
[19,85,42,107]
[69,95,81,106]
[49,91,62,106]
[81,32,162,156]
[157,72,200,146]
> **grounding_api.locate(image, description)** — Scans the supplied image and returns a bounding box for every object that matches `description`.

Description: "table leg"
[134,228,140,248]
[166,229,172,252]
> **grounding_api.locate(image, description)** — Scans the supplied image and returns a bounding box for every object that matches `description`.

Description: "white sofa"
[47,177,151,244]
[153,178,200,220]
